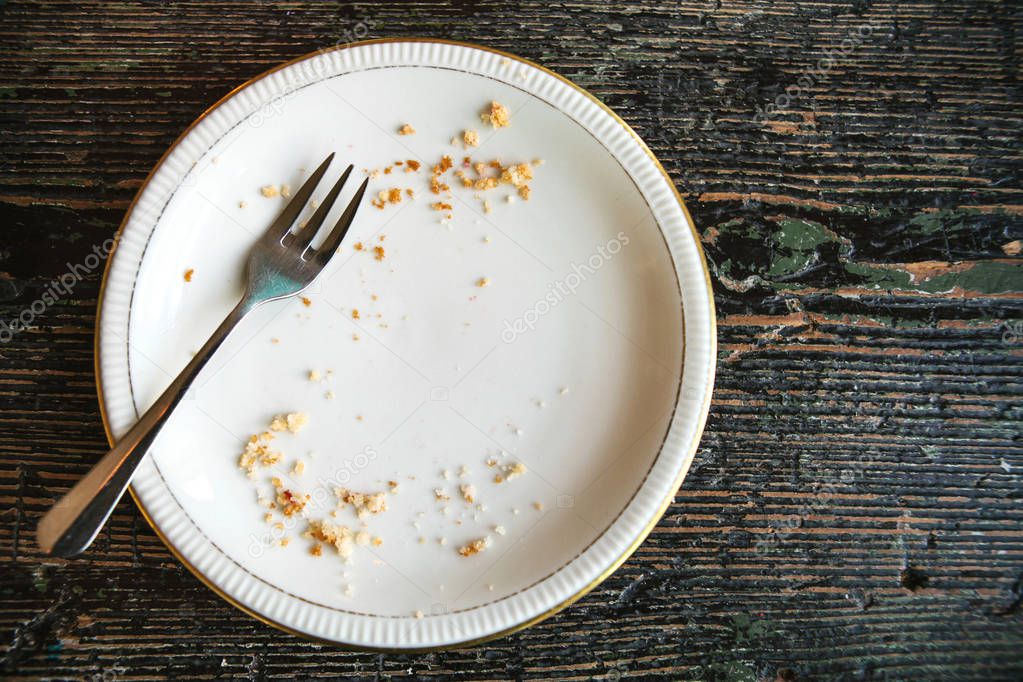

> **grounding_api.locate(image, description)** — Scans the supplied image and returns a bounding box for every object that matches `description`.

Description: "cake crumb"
[238,200,247,209]
[414,610,424,619]
[281,184,292,198]
[494,525,506,536]
[269,412,309,434]
[352,309,360,320]
[481,101,510,129]
[459,483,476,504]
[494,461,527,484]
[399,123,416,135]
[463,129,480,147]
[183,268,194,282]
[302,297,312,307]
[292,460,306,476]
[308,370,321,382]
[336,488,389,519]
[260,185,279,198]
[458,536,490,557]
[476,277,490,288]
[373,245,385,261]
[533,501,544,511]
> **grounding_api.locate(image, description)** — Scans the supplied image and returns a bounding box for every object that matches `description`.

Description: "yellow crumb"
[480,101,510,128]
[399,123,416,135]
[260,185,279,198]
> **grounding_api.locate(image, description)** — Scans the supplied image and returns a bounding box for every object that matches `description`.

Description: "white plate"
[97,39,715,649]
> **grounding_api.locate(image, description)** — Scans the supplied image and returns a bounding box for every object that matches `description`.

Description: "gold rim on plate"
[93,37,717,651]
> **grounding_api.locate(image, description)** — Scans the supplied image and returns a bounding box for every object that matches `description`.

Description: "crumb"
[494,461,527,484]
[269,412,309,434]
[459,483,476,504]
[275,484,310,517]
[430,201,452,211]
[354,242,364,251]
[281,184,292,198]
[438,537,448,546]
[183,268,194,282]
[270,337,279,344]
[488,583,494,591]
[518,184,531,200]
[371,536,383,547]
[238,200,247,208]
[494,525,506,536]
[336,488,389,519]
[406,159,421,172]
[481,101,510,128]
[388,480,400,494]
[238,432,280,477]
[476,277,490,288]
[310,543,323,556]
[458,536,490,557]
[414,610,424,619]
[260,185,279,198]
[352,309,360,320]
[442,469,451,480]
[560,386,570,394]
[292,460,306,476]
[302,297,312,307]
[399,123,416,135]
[434,488,450,501]
[505,195,516,204]
[387,187,402,204]
[343,584,354,597]
[373,245,385,261]
[458,465,470,477]
[352,333,360,341]
[325,390,335,400]
[279,537,290,547]
[533,501,544,511]
[308,370,321,382]
[483,199,492,214]
[463,129,480,147]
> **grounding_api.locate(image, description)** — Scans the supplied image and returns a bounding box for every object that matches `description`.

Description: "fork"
[37,153,368,557]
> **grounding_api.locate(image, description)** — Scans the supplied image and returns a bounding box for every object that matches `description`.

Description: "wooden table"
[2,1,1021,679]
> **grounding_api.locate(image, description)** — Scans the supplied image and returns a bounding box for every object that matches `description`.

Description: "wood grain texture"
[1,0,1021,679]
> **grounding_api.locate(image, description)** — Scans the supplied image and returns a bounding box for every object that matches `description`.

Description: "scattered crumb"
[481,101,510,129]
[308,370,321,382]
[238,200,247,209]
[352,309,360,320]
[476,277,490,288]
[560,386,570,395]
[281,184,292,198]
[183,268,194,282]
[301,297,312,307]
[336,488,389,519]
[458,537,490,557]
[434,488,450,501]
[260,185,279,198]
[269,412,309,434]
[533,501,544,511]
[414,610,424,619]
[292,460,306,476]
[463,129,480,147]
[494,525,506,536]
[399,123,416,135]
[494,461,527,484]
[373,245,385,261]
[459,483,476,504]
[325,390,335,400]
[310,544,323,557]
[483,199,492,214]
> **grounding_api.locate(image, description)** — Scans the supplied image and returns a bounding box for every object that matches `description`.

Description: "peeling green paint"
[847,261,1023,294]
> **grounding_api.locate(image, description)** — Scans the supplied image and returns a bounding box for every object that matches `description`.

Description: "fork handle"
[37,301,250,557]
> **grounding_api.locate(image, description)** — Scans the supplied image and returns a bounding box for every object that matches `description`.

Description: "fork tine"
[310,177,369,263]
[283,164,353,250]
[263,152,334,242]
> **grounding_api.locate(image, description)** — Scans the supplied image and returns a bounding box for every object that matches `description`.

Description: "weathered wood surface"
[1,0,1022,679]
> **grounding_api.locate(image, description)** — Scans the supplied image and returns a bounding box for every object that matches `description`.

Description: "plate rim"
[93,37,717,650]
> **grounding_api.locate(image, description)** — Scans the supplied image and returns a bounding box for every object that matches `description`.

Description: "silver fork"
[37,153,368,557]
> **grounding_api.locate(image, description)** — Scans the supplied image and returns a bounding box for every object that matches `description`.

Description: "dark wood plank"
[0,0,1021,679]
